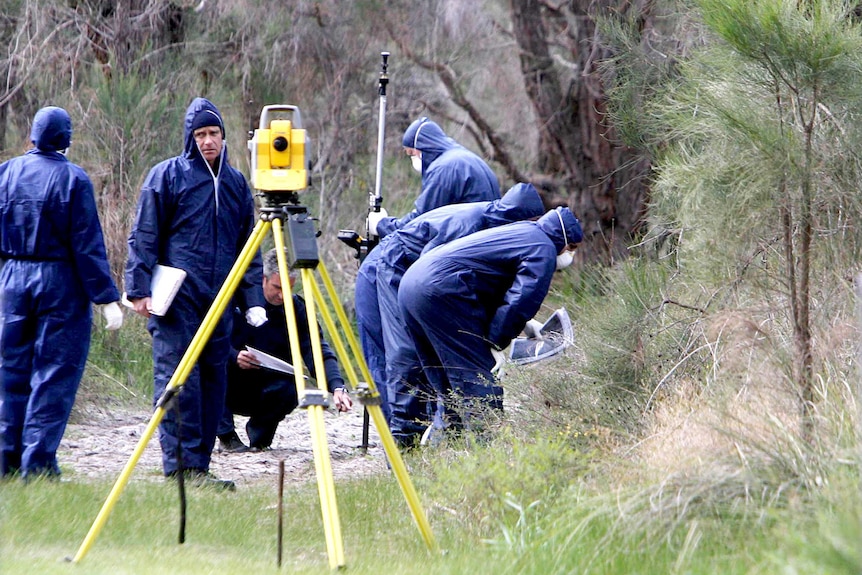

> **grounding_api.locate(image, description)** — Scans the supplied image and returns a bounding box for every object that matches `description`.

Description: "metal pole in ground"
[277,459,285,568]
[855,274,862,465]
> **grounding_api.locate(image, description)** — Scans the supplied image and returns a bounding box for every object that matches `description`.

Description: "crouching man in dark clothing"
[217,248,352,452]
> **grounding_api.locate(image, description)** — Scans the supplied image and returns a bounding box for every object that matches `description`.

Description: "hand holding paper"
[245,346,307,379]
[522,318,545,340]
[236,350,262,370]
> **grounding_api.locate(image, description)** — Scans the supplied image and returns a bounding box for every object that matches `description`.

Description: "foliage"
[605,0,862,440]
[409,430,596,540]
[540,258,706,436]
[77,313,156,416]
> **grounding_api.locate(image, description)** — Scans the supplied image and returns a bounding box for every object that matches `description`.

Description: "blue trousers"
[150,295,230,476]
[377,259,433,446]
[354,247,391,422]
[0,260,92,478]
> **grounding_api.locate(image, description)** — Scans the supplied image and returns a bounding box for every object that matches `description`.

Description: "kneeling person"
[218,249,352,452]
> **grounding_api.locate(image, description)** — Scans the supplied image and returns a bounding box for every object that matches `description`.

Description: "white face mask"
[556,250,575,271]
[411,153,422,174]
[555,208,574,270]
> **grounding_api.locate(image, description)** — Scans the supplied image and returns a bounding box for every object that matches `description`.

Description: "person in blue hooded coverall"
[355,117,500,421]
[125,98,264,488]
[0,106,123,479]
[376,182,545,447]
[399,206,583,436]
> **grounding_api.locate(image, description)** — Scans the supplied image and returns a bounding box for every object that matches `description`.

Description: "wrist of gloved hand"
[366,208,389,237]
[523,318,545,340]
[245,306,268,327]
[102,301,123,331]
[490,346,506,375]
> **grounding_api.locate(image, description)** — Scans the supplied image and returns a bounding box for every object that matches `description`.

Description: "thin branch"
[0,19,76,107]
[656,298,708,315]
[391,31,528,182]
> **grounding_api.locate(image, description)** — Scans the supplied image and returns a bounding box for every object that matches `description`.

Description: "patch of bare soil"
[59,403,388,488]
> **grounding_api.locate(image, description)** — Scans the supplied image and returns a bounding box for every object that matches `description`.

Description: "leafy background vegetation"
[1,0,860,573]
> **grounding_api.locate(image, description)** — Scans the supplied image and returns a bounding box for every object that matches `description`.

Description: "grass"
[2,422,859,574]
[0,474,496,574]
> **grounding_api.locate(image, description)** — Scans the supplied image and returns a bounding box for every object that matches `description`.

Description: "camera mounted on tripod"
[248,105,309,203]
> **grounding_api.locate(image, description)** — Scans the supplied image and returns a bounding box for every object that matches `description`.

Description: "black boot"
[217,431,249,453]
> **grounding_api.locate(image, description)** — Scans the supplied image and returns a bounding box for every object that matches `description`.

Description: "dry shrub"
[632,306,856,485]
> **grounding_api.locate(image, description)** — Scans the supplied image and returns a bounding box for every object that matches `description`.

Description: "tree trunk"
[510,0,651,263]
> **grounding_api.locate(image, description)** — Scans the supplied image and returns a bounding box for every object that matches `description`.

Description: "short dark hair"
[262,248,297,280]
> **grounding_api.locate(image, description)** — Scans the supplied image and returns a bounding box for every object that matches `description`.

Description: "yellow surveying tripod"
[71,106,437,569]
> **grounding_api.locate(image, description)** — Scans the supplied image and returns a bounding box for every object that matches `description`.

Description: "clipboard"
[121,264,187,316]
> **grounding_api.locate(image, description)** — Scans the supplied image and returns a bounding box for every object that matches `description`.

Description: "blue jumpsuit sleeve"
[376,210,419,238]
[124,169,166,299]
[70,170,120,304]
[487,255,556,349]
[228,307,248,365]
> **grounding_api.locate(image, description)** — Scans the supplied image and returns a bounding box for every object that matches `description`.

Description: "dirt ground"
[58,402,389,488]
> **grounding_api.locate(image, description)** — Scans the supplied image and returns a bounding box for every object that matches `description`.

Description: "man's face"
[262,272,297,306]
[193,126,223,167]
[262,273,284,306]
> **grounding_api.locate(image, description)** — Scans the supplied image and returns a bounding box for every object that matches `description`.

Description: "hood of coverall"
[182,97,227,165]
[484,183,545,227]
[536,207,583,253]
[401,117,459,173]
[30,106,72,152]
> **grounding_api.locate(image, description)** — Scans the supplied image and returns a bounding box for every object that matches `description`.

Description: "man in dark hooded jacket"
[125,98,264,490]
[216,248,352,453]
[376,182,545,447]
[0,106,123,479]
[355,117,500,420]
[398,206,583,437]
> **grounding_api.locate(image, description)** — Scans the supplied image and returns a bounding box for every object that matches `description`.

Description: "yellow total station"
[250,106,308,193]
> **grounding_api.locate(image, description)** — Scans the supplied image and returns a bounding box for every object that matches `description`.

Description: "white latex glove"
[522,318,545,340]
[102,301,123,331]
[490,347,506,375]
[245,306,268,327]
[366,208,389,237]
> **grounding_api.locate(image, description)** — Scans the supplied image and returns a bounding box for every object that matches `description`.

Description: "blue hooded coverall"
[355,117,500,420]
[125,98,264,476]
[0,106,120,478]
[217,295,345,449]
[377,183,545,446]
[398,207,583,430]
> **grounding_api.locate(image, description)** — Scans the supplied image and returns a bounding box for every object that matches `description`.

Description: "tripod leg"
[312,262,439,553]
[71,219,270,564]
[272,219,345,569]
